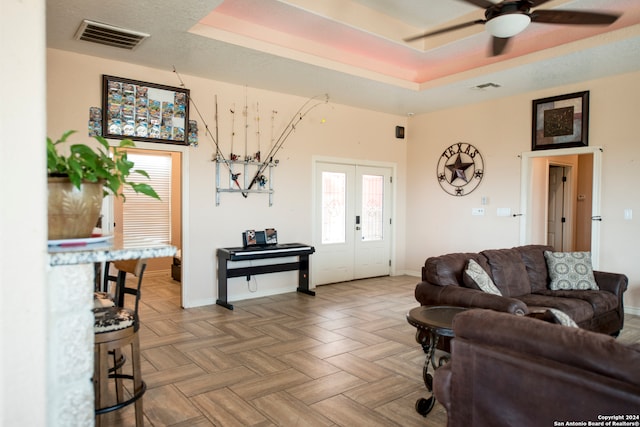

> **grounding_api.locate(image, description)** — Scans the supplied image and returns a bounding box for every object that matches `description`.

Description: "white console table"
[47,235,176,427]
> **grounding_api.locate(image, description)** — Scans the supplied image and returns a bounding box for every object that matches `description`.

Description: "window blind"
[122,152,172,245]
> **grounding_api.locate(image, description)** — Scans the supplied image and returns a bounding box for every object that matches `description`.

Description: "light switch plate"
[624,209,633,220]
[497,208,511,217]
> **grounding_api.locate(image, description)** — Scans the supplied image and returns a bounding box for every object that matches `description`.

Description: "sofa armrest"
[414,282,528,315]
[454,309,640,385]
[443,310,640,425]
[594,271,628,296]
[433,363,452,414]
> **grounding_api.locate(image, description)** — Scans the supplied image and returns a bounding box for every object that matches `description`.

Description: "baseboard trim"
[182,297,216,309]
[625,306,640,316]
[144,269,172,277]
[399,269,421,278]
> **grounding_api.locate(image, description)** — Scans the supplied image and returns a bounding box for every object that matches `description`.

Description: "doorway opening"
[101,142,190,307]
[520,146,600,267]
[114,149,182,273]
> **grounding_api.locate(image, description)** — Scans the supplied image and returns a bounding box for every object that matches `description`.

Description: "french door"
[313,161,392,285]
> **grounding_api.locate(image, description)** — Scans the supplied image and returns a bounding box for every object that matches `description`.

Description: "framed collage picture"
[102,75,190,145]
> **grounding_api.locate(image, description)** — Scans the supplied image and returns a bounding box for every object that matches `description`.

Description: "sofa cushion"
[425,253,490,287]
[517,294,594,324]
[463,259,502,295]
[481,248,531,297]
[517,245,553,293]
[544,251,598,291]
[533,289,617,315]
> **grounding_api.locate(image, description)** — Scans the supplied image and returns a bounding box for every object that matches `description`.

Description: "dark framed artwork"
[532,91,589,151]
[102,75,190,145]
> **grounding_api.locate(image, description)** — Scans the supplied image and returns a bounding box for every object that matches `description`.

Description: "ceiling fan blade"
[531,10,620,26]
[529,0,554,7]
[458,0,495,9]
[404,19,485,42]
[491,36,511,56]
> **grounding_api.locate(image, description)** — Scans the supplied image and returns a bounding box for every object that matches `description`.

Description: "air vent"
[471,82,502,91]
[74,20,149,50]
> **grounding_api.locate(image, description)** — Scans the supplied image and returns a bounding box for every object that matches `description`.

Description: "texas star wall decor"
[437,142,484,196]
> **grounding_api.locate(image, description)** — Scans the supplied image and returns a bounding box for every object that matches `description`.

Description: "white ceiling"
[46,0,640,116]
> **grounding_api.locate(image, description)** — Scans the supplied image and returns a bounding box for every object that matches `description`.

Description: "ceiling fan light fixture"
[485,14,531,38]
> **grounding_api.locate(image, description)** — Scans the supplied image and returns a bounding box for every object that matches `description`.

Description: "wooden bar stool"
[93,258,147,426]
[94,261,116,308]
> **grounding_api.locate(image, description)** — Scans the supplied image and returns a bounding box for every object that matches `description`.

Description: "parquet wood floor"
[98,272,640,426]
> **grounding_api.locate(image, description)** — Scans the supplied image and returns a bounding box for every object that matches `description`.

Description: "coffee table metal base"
[407,306,467,417]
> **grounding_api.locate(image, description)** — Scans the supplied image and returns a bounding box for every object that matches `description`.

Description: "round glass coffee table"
[406,305,467,416]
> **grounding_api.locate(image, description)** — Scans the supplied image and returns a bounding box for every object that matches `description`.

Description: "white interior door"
[547,165,565,251]
[313,161,392,285]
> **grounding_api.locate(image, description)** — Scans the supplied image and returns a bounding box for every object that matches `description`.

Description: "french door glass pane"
[321,171,346,244]
[361,174,383,241]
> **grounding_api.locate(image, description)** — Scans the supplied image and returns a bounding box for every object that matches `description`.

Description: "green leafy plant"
[47,130,160,200]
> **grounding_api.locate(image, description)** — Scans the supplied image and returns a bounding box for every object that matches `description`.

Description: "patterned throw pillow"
[544,251,599,291]
[464,259,502,295]
[547,308,579,328]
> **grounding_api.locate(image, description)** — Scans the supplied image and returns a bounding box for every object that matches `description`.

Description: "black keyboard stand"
[216,243,315,310]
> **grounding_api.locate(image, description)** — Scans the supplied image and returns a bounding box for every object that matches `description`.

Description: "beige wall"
[47,48,409,307]
[1,0,48,425]
[406,70,640,312]
[46,49,640,312]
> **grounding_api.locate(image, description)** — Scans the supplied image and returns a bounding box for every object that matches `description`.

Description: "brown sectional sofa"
[414,245,628,335]
[433,309,640,426]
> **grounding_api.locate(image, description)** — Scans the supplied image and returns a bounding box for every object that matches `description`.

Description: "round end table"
[406,305,467,416]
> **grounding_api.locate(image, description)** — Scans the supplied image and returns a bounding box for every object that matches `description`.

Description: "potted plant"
[47,130,160,240]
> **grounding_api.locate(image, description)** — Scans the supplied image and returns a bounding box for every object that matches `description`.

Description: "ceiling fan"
[405,0,620,56]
